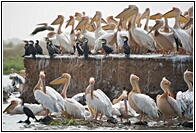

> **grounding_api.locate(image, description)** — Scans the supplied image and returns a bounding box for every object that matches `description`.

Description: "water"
[2,75,193,131]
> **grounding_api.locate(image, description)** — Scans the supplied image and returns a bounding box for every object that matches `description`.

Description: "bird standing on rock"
[46,40,57,59]
[100,39,114,56]
[75,39,84,56]
[18,97,38,125]
[22,40,37,59]
[83,38,89,60]
[35,40,43,55]
[121,36,130,58]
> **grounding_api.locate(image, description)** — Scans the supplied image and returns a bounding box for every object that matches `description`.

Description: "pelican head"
[65,16,75,28]
[107,15,118,24]
[3,99,22,113]
[89,77,95,100]
[122,5,138,21]
[148,19,163,34]
[130,74,140,82]
[51,15,64,25]
[161,77,174,98]
[50,73,71,85]
[140,8,150,19]
[75,12,82,21]
[115,6,132,19]
[39,71,46,93]
[184,70,193,83]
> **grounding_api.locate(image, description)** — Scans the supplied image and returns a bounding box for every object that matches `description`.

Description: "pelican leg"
[99,114,103,120]
[95,112,99,120]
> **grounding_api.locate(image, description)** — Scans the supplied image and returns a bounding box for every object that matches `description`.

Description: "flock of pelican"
[26,5,193,59]
[4,69,193,126]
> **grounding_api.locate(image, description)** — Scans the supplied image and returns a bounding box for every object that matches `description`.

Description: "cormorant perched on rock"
[22,40,37,59]
[23,40,29,49]
[46,41,56,59]
[75,39,84,56]
[83,38,89,61]
[18,97,38,125]
[31,23,54,35]
[100,39,114,56]
[35,40,43,55]
[121,36,130,58]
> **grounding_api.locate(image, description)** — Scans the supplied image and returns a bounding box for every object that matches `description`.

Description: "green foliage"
[3,44,25,75]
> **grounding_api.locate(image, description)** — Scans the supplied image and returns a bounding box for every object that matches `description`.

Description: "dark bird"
[18,97,38,125]
[83,38,89,60]
[35,40,43,55]
[31,23,54,35]
[75,39,84,56]
[46,41,57,59]
[100,39,114,56]
[22,40,37,59]
[23,40,29,49]
[121,36,130,58]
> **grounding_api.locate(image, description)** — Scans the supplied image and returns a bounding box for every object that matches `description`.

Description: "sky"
[2,1,193,41]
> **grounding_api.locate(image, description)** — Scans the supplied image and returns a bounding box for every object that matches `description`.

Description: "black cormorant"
[121,36,130,58]
[100,39,114,56]
[83,38,89,60]
[46,41,56,59]
[18,97,38,125]
[75,39,84,56]
[22,40,37,59]
[35,40,43,55]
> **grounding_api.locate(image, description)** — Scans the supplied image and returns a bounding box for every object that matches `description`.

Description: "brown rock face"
[21,54,193,103]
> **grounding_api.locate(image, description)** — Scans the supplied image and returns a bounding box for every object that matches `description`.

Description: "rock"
[21,54,193,103]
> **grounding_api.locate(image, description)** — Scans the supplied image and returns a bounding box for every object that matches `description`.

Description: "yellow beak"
[115,7,132,19]
[50,76,68,85]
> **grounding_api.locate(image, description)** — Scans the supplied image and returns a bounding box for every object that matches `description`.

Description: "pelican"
[3,98,47,116]
[33,71,65,116]
[106,15,118,25]
[139,8,150,32]
[9,73,25,94]
[162,7,192,54]
[112,90,139,123]
[148,19,182,55]
[75,16,96,49]
[122,5,157,53]
[50,73,88,119]
[90,11,108,39]
[102,23,116,33]
[31,23,54,35]
[176,70,193,120]
[156,77,182,125]
[51,15,74,55]
[128,74,159,125]
[85,77,117,122]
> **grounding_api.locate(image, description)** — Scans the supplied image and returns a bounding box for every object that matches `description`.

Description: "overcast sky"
[2,2,193,41]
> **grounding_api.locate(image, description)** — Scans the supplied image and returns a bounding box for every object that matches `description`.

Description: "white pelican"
[122,5,157,53]
[112,90,139,123]
[3,98,47,116]
[156,77,182,125]
[176,70,193,120]
[102,23,116,33]
[50,73,89,119]
[128,74,159,125]
[139,8,150,32]
[148,19,182,55]
[162,7,192,54]
[85,77,115,122]
[90,11,108,39]
[33,71,65,116]
[75,16,96,49]
[51,15,74,54]
[106,15,118,25]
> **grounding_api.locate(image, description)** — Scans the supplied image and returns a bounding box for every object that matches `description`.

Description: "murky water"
[2,75,193,131]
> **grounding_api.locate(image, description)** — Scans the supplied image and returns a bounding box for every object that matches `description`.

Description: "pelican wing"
[56,33,73,52]
[167,96,182,117]
[131,93,159,119]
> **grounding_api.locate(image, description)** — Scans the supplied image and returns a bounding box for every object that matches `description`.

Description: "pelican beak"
[41,78,46,93]
[148,20,160,34]
[101,18,108,24]
[140,8,149,19]
[50,76,68,85]
[90,14,98,24]
[51,17,62,25]
[90,84,94,100]
[179,14,189,23]
[162,8,177,18]
[166,82,175,98]
[3,102,16,113]
[115,7,132,19]
[122,8,136,21]
[102,24,113,30]
[188,72,193,82]
[183,18,193,29]
[65,16,74,28]
[75,17,86,30]
[150,13,162,20]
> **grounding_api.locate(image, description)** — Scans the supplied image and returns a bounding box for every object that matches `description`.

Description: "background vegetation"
[3,39,47,75]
